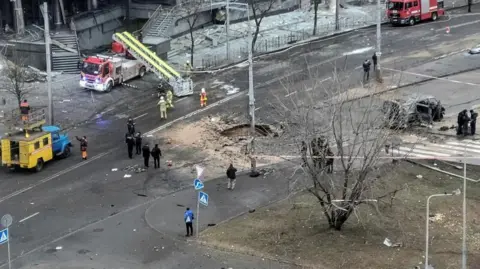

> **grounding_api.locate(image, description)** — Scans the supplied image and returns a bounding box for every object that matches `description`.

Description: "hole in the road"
[220,124,276,138]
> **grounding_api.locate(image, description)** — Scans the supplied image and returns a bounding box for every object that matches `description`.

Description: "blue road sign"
[193,178,204,190]
[0,228,8,245]
[198,191,209,206]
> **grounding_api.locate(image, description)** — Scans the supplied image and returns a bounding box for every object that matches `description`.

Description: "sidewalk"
[144,163,305,238]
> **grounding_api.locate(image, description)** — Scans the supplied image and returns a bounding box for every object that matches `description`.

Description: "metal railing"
[136,4,163,37]
[149,5,179,38]
[70,18,82,58]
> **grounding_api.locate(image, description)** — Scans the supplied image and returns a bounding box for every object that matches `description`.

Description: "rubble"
[123,164,146,173]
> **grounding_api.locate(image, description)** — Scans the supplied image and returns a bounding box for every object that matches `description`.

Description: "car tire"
[139,66,146,78]
[409,17,415,26]
[106,81,113,93]
[431,12,438,21]
[62,146,71,158]
[35,158,44,172]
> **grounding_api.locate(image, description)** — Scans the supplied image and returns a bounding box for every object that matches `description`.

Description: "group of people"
[362,53,378,83]
[125,118,162,168]
[457,109,478,136]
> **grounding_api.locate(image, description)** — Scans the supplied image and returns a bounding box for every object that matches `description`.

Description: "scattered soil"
[153,115,286,180]
[199,161,480,269]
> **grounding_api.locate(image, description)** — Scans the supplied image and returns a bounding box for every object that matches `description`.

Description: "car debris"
[123,164,146,173]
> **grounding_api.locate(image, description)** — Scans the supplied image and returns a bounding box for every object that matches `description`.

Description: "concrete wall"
[2,41,47,70]
[71,6,125,50]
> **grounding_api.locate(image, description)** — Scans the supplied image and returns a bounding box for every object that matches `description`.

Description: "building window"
[43,137,49,146]
[34,141,40,150]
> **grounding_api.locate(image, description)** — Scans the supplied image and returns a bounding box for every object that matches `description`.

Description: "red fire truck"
[386,0,444,26]
[79,44,146,92]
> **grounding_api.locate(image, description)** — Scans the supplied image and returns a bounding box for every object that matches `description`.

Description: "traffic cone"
[446,26,450,34]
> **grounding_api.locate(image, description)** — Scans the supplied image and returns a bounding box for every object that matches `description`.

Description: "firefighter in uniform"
[20,99,30,121]
[200,88,207,107]
[158,96,167,119]
[75,136,88,160]
[166,89,174,109]
[184,61,192,76]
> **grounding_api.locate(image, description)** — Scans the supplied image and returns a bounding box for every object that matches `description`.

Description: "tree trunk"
[313,2,319,35]
[189,29,194,67]
[251,23,261,54]
[331,207,353,230]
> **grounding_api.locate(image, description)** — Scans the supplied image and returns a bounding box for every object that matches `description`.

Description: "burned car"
[382,94,445,128]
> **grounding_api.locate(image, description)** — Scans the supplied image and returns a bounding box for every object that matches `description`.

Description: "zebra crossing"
[392,139,480,160]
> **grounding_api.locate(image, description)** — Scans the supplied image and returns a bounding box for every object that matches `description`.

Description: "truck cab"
[386,0,444,25]
[1,108,72,172]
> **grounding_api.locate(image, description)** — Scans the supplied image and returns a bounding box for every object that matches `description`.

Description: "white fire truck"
[79,54,146,92]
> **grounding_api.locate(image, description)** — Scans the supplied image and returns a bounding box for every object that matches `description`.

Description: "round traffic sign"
[1,214,13,228]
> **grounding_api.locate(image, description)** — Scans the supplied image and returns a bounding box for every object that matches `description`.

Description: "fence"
[200,14,387,70]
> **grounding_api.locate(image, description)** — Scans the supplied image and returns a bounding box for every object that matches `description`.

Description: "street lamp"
[224,3,257,176]
[425,189,461,269]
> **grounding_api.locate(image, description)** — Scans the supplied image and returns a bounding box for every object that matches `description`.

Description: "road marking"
[175,97,188,103]
[19,212,40,223]
[435,19,480,32]
[133,113,148,120]
[383,67,480,86]
[0,150,113,204]
[255,106,262,111]
[284,91,297,97]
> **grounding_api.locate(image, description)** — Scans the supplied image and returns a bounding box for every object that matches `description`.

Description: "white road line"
[383,68,480,86]
[392,149,430,158]
[19,212,40,223]
[0,150,113,204]
[175,97,188,103]
[133,113,148,120]
[398,146,451,157]
[255,107,262,111]
[285,91,297,97]
[435,19,480,32]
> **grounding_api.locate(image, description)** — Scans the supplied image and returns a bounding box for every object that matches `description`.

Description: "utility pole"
[375,0,383,82]
[246,11,257,177]
[226,0,230,60]
[41,2,54,125]
[335,0,340,31]
[462,147,467,269]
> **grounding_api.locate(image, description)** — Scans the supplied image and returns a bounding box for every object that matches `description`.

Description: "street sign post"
[1,214,12,269]
[196,191,209,238]
[193,178,204,190]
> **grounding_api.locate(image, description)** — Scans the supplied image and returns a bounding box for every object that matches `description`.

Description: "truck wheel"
[106,81,113,93]
[35,158,44,172]
[139,67,146,78]
[409,18,415,26]
[62,147,71,158]
[431,12,438,21]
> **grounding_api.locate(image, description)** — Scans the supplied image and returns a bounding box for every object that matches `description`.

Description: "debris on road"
[55,246,63,250]
[416,174,423,179]
[111,168,118,171]
[123,164,146,173]
[124,174,132,178]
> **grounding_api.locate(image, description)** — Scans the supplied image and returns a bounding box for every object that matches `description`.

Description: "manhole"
[220,124,276,137]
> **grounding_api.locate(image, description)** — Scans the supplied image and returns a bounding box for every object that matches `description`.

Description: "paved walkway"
[145,163,304,239]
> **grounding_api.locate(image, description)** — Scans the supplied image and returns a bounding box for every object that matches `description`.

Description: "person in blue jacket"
[184,208,194,237]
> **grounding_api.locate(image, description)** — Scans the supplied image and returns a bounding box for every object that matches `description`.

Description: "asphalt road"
[1,5,480,268]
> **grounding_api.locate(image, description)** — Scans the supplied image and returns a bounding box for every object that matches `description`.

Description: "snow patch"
[343,47,374,56]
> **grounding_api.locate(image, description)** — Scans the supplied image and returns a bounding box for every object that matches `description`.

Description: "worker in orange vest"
[200,88,207,107]
[76,136,88,160]
[20,99,30,121]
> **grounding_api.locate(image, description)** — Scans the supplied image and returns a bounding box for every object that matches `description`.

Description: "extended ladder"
[112,32,194,97]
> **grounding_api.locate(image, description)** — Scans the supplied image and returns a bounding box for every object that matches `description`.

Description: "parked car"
[469,47,480,55]
[382,94,445,128]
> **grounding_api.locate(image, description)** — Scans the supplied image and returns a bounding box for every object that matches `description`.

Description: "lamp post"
[375,0,383,82]
[225,3,257,176]
[425,189,461,269]
[462,146,467,269]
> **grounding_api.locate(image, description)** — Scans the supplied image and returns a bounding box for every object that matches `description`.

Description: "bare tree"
[180,0,203,67]
[248,0,276,53]
[1,49,35,109]
[271,68,403,230]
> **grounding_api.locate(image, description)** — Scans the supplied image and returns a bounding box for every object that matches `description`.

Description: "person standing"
[200,88,207,107]
[362,59,371,83]
[20,99,30,121]
[151,144,162,169]
[471,109,478,135]
[75,136,88,160]
[166,89,174,109]
[127,118,135,135]
[372,53,378,71]
[457,111,464,135]
[158,96,167,119]
[135,132,142,155]
[226,163,237,190]
[462,109,470,137]
[125,133,135,159]
[142,143,150,168]
[184,207,194,237]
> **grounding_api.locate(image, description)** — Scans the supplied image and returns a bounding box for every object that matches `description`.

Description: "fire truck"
[386,0,444,26]
[79,52,146,92]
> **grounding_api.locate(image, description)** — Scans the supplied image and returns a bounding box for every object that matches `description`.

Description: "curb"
[194,2,479,74]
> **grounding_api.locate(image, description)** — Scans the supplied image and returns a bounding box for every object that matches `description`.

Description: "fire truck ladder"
[113,32,194,97]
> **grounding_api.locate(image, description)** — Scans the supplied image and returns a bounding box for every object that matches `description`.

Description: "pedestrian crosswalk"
[392,139,480,160]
